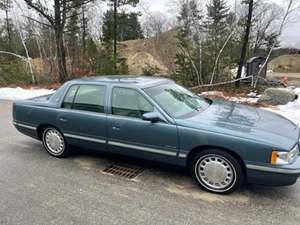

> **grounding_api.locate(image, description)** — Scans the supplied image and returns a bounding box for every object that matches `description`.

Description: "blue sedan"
[13,76,300,194]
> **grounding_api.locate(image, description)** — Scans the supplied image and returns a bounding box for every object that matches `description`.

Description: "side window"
[112,87,154,119]
[72,85,106,113]
[62,85,79,109]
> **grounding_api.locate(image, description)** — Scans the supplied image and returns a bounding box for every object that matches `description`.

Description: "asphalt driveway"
[1,100,300,225]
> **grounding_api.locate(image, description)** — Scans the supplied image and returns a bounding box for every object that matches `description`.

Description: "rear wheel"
[42,127,69,157]
[190,149,244,194]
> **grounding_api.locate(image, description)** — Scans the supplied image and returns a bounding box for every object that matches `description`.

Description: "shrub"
[0,59,32,85]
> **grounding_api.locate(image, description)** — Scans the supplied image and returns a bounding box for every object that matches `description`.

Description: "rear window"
[62,85,106,113]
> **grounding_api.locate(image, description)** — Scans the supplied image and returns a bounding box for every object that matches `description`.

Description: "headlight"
[271,145,299,165]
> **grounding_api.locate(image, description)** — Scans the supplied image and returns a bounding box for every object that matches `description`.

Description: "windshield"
[145,83,211,118]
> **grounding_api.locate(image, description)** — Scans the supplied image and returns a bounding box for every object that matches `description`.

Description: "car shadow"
[25,140,300,200]
[68,146,188,176]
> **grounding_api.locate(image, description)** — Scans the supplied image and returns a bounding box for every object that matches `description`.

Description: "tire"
[190,149,244,194]
[42,126,69,157]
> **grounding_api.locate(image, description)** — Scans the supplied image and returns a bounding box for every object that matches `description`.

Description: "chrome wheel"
[195,155,236,192]
[43,128,65,155]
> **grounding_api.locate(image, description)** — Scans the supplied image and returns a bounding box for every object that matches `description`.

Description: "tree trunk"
[235,0,254,88]
[82,6,87,55]
[55,28,67,82]
[113,0,117,70]
[5,4,11,45]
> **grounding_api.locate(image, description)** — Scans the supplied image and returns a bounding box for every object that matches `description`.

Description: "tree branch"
[23,0,55,26]
[254,0,296,88]
[178,43,203,85]
[23,15,52,27]
[210,29,236,84]
[0,51,28,61]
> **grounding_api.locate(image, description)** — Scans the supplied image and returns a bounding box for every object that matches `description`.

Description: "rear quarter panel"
[13,101,59,138]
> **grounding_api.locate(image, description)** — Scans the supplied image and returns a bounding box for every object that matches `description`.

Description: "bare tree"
[254,0,300,88]
[210,29,236,84]
[236,0,254,88]
[139,3,168,38]
[23,0,93,82]
[0,0,13,44]
[252,1,282,54]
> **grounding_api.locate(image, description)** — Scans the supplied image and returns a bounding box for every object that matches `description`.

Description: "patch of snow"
[231,66,246,78]
[200,91,225,98]
[228,96,260,104]
[247,92,258,98]
[201,91,260,104]
[1,86,299,125]
[0,87,54,101]
[264,88,300,124]
[201,87,300,124]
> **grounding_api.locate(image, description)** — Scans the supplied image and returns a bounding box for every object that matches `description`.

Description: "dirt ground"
[267,72,300,86]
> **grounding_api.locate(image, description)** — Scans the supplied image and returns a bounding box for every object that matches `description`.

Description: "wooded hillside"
[0,0,300,88]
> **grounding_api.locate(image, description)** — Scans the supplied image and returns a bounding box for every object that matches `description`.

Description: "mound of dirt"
[119,29,178,75]
[269,54,300,73]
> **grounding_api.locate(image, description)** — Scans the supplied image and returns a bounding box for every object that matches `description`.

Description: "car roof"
[71,75,173,88]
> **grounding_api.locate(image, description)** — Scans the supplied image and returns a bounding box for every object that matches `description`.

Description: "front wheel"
[190,149,244,194]
[42,127,69,157]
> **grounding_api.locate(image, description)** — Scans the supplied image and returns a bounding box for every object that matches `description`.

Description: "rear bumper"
[246,157,300,186]
[13,121,39,140]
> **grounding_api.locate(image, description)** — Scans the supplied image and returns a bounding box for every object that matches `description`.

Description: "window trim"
[61,84,107,114]
[110,86,155,120]
[61,84,79,109]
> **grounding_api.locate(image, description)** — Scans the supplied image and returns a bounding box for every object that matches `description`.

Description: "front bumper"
[246,156,300,186]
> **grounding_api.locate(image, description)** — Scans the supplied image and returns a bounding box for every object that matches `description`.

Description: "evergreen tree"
[174,0,204,86]
[102,10,143,42]
[65,0,81,60]
[101,9,142,75]
[205,0,231,82]
[105,0,139,69]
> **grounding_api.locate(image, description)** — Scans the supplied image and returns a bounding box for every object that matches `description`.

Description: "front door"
[107,87,178,163]
[57,84,108,151]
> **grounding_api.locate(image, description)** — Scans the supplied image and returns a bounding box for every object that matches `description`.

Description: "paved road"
[1,100,300,225]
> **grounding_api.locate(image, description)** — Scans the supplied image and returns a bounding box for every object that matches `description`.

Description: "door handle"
[59,117,67,122]
[112,125,121,131]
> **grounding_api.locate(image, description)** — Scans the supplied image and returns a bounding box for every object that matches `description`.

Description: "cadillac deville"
[13,76,300,194]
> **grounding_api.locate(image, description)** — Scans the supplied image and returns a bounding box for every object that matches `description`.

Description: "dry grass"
[119,29,178,75]
[269,54,300,73]
[0,82,62,89]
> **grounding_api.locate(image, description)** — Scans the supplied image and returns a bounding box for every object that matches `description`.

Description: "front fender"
[177,126,273,166]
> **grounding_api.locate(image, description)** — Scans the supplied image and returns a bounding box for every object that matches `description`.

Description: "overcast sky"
[143,0,300,48]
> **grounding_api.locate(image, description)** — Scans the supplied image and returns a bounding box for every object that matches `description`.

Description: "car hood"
[175,100,299,150]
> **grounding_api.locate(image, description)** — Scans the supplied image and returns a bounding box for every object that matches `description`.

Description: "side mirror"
[142,112,163,123]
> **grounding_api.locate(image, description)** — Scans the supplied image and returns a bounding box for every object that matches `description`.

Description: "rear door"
[56,84,108,151]
[107,86,178,163]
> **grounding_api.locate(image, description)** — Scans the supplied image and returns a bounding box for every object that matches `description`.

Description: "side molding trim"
[108,140,177,157]
[14,122,36,130]
[178,153,187,158]
[52,132,183,158]
[246,164,300,174]
[64,133,106,144]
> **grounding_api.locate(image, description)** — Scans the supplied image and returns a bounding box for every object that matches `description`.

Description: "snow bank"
[201,91,260,104]
[0,86,299,124]
[201,88,300,124]
[0,87,54,101]
[265,88,300,124]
